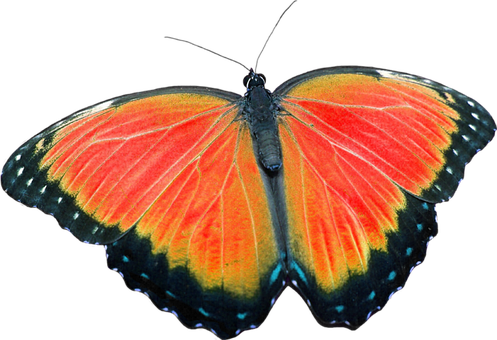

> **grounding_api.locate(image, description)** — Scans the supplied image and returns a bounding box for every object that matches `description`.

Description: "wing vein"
[115,104,240,227]
[281,99,430,192]
[86,102,239,142]
[234,128,261,287]
[50,108,118,181]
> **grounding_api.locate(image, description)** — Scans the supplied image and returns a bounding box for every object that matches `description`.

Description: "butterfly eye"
[242,73,252,89]
[257,73,267,86]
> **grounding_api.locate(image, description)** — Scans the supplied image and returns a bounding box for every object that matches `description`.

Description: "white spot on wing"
[469,124,476,131]
[15,154,21,161]
[467,100,475,107]
[73,212,79,220]
[462,135,470,141]
[26,178,33,187]
[58,197,63,204]
[84,100,114,116]
[17,167,24,176]
[377,70,396,78]
[471,113,480,120]
[40,185,46,194]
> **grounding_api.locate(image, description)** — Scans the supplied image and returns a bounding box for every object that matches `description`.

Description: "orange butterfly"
[1,2,495,339]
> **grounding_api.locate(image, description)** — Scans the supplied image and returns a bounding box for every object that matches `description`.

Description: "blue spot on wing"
[291,261,308,285]
[199,308,209,317]
[69,201,286,339]
[270,263,282,285]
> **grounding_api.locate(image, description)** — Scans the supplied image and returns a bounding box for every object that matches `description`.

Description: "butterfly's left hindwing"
[274,66,495,328]
[1,86,286,338]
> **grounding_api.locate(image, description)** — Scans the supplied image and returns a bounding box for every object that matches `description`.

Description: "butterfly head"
[243,69,266,90]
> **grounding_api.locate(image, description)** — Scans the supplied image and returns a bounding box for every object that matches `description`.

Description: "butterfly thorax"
[244,75,282,172]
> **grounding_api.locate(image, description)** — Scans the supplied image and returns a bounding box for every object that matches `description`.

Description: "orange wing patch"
[282,73,459,197]
[280,118,406,292]
[34,92,279,299]
[39,94,235,230]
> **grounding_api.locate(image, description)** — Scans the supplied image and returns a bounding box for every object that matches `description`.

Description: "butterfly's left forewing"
[274,67,495,327]
[1,87,285,338]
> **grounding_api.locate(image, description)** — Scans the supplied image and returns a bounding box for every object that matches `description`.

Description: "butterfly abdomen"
[245,86,282,172]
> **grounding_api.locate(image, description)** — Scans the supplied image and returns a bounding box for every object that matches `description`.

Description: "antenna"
[164,36,250,71]
[254,0,297,72]
[165,1,297,73]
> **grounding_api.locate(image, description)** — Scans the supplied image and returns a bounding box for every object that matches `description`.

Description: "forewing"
[276,67,495,202]
[1,87,285,338]
[274,67,495,327]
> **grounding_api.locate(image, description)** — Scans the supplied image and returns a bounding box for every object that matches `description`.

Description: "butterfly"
[1,2,497,338]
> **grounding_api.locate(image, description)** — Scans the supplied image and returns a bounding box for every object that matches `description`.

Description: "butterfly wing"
[274,66,495,327]
[1,87,286,338]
